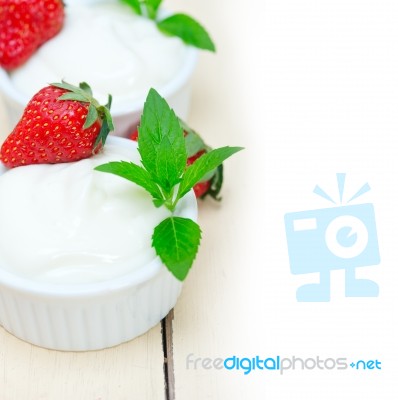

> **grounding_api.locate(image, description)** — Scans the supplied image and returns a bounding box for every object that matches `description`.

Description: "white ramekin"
[0,29,198,138]
[0,136,197,351]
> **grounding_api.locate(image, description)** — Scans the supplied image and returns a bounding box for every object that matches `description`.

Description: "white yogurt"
[9,1,189,112]
[0,142,170,284]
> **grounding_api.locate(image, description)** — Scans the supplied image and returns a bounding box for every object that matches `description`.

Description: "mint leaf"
[157,14,216,52]
[138,88,186,194]
[121,0,142,15]
[146,0,162,19]
[120,0,162,19]
[152,216,201,281]
[94,161,163,202]
[177,146,243,200]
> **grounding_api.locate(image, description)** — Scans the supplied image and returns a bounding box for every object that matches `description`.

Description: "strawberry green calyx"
[50,81,114,150]
[180,118,206,157]
[180,119,223,200]
[202,164,223,201]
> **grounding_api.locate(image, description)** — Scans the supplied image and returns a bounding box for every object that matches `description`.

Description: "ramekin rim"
[0,47,198,116]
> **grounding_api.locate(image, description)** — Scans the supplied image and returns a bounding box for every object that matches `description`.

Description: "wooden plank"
[0,325,165,399]
[161,311,175,400]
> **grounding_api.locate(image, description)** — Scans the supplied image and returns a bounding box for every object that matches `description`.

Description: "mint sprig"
[95,89,242,280]
[121,0,215,52]
[153,217,201,281]
[121,0,143,15]
[157,14,216,52]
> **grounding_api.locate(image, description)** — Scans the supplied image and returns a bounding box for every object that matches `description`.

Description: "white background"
[171,0,398,398]
[239,0,397,397]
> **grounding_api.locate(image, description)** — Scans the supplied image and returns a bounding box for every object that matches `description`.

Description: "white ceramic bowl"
[0,3,198,138]
[0,48,197,138]
[0,136,197,351]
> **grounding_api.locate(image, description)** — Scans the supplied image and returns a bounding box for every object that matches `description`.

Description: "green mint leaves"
[121,0,215,52]
[121,0,161,18]
[177,147,239,200]
[157,14,216,52]
[138,90,186,199]
[93,160,163,202]
[153,217,201,281]
[95,89,242,280]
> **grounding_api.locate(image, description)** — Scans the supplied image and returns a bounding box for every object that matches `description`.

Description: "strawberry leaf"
[157,14,216,52]
[84,104,99,129]
[52,81,114,144]
[180,119,207,157]
[94,161,163,203]
[203,164,224,201]
[138,88,186,194]
[51,81,84,93]
[152,216,201,281]
[177,146,243,200]
[100,103,114,131]
[94,118,110,150]
[79,82,93,96]
[57,92,90,102]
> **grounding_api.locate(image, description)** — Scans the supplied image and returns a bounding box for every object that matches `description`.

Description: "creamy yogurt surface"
[9,1,189,111]
[0,142,170,284]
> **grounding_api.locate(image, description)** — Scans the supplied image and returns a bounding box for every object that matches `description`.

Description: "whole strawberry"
[129,119,223,200]
[0,0,64,70]
[0,81,114,168]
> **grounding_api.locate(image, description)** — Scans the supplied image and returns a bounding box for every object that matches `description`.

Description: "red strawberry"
[37,0,65,41]
[0,81,114,168]
[0,0,65,70]
[186,149,211,197]
[129,120,224,200]
[130,128,139,141]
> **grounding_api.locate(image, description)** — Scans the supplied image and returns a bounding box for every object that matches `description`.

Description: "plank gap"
[161,309,175,400]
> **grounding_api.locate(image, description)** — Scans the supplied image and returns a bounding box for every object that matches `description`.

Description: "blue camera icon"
[285,203,380,301]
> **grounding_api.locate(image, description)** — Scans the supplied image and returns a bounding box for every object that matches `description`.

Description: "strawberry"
[186,149,212,198]
[129,119,223,200]
[0,0,65,70]
[0,81,114,168]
